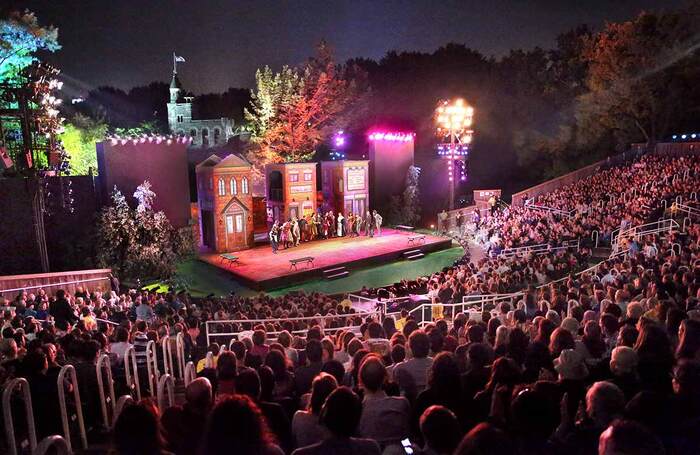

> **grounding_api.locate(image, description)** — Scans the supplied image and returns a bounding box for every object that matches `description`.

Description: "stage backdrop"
[96,138,191,228]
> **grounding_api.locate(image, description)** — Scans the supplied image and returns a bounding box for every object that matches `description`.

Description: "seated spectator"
[608,347,640,400]
[418,405,461,455]
[200,394,284,455]
[357,355,411,447]
[215,351,237,396]
[161,377,212,455]
[295,339,323,395]
[414,352,463,430]
[292,373,337,448]
[265,349,295,399]
[598,419,665,455]
[112,401,167,455]
[393,330,433,400]
[293,386,380,455]
[455,422,514,455]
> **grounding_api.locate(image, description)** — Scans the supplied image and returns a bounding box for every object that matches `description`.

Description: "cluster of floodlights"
[367,131,415,142]
[671,134,700,141]
[108,134,194,146]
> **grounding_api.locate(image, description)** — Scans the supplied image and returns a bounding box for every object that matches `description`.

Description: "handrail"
[124,345,141,401]
[175,332,186,381]
[611,219,678,253]
[676,203,700,218]
[184,361,196,386]
[496,239,580,258]
[113,394,134,426]
[161,336,173,377]
[591,230,599,248]
[0,275,110,294]
[205,352,214,369]
[146,340,159,396]
[684,217,692,233]
[57,364,87,452]
[157,374,175,410]
[34,435,70,455]
[2,377,37,455]
[96,353,117,429]
[671,243,682,257]
[525,200,576,218]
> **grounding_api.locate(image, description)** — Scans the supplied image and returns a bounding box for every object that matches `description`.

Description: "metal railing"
[96,353,117,429]
[184,361,196,386]
[205,311,380,345]
[676,203,700,219]
[525,201,577,218]
[2,378,37,455]
[57,364,87,452]
[113,395,134,426]
[157,374,175,410]
[496,239,580,258]
[124,345,142,401]
[146,340,160,397]
[35,435,70,455]
[611,219,679,254]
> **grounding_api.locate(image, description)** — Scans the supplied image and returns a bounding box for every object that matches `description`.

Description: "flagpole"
[173,52,177,75]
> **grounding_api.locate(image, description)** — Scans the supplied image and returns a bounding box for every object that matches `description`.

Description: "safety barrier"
[496,239,580,258]
[347,294,381,313]
[676,203,700,219]
[525,201,576,218]
[124,345,142,401]
[146,340,160,397]
[591,230,599,248]
[611,219,678,254]
[161,336,174,377]
[184,361,196,386]
[671,243,682,257]
[96,354,117,429]
[57,364,87,452]
[684,217,692,233]
[35,435,70,455]
[113,395,134,426]
[157,374,175,410]
[2,378,37,455]
[205,311,380,345]
[175,332,185,381]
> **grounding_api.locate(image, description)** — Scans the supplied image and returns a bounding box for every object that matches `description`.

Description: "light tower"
[436,99,474,211]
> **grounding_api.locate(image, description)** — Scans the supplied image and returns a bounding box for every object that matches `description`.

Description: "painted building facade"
[265,162,318,222]
[195,154,254,252]
[320,160,370,216]
[167,73,236,148]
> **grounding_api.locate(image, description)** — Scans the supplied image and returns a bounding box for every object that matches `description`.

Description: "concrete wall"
[96,138,191,228]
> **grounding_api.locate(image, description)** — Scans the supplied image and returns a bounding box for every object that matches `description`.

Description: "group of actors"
[268,209,383,253]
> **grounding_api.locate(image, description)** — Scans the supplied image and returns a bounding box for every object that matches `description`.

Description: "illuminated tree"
[0,9,60,83]
[59,114,107,175]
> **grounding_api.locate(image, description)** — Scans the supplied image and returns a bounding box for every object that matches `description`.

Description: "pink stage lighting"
[368,131,415,142]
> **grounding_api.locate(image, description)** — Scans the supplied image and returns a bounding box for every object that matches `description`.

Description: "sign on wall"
[290,185,313,194]
[347,168,366,191]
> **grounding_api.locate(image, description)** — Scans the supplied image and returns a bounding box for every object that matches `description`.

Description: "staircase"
[323,266,349,280]
[403,249,425,260]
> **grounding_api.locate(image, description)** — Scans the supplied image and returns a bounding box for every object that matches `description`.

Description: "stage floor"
[200,229,453,291]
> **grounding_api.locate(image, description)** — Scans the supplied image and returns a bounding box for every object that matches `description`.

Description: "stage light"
[682,134,687,139]
[693,134,697,139]
[673,135,678,140]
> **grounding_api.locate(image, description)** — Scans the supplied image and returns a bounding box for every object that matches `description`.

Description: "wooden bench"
[290,256,314,271]
[407,235,426,245]
[219,253,239,266]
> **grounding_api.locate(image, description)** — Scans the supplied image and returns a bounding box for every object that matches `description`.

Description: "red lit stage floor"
[200,229,453,291]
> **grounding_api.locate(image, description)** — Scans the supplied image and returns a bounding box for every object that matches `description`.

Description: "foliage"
[0,10,60,84]
[389,166,421,225]
[59,114,107,175]
[97,182,193,281]
[113,120,163,137]
[246,42,368,168]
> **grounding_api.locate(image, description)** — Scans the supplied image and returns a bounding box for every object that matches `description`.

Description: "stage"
[199,229,453,291]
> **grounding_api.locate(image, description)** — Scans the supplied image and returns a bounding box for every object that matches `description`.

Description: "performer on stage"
[292,217,301,246]
[365,211,374,237]
[269,221,279,254]
[337,212,345,237]
[373,210,383,236]
[281,220,291,248]
[312,212,321,240]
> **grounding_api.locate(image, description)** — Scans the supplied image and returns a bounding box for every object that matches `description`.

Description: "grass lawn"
[145,245,464,298]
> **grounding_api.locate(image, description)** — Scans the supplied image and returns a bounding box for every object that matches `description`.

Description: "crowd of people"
[1,151,700,454]
[269,209,383,252]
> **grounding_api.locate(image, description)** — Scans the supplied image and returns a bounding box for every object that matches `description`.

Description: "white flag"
[174,55,186,62]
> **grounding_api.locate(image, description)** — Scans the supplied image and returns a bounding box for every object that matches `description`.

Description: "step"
[405,253,425,260]
[326,271,350,280]
[323,266,347,275]
[403,249,421,257]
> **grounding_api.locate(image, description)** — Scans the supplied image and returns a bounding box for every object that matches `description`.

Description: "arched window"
[202,128,209,146]
[218,178,225,196]
[214,128,221,144]
[241,176,249,194]
[230,178,237,195]
[190,128,197,138]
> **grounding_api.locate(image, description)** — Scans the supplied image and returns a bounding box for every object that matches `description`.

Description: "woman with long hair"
[112,401,167,455]
[676,319,700,361]
[634,322,674,394]
[200,394,283,455]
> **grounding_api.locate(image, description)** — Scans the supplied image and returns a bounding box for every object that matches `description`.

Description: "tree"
[389,165,422,225]
[0,9,60,83]
[576,11,699,148]
[97,181,192,281]
[59,114,107,175]
[246,42,367,167]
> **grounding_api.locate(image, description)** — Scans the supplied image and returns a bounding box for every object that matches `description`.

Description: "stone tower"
[167,72,193,135]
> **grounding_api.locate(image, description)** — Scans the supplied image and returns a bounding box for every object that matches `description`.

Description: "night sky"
[17,0,682,95]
